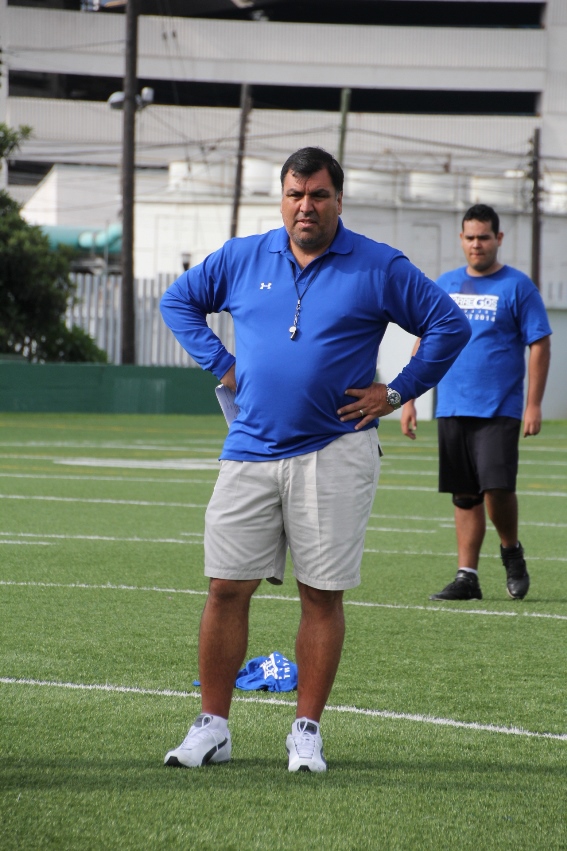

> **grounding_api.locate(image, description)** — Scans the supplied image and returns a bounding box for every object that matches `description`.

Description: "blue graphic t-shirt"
[435,265,552,419]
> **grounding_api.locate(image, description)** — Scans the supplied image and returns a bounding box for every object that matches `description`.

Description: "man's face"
[460,219,503,275]
[280,168,342,259]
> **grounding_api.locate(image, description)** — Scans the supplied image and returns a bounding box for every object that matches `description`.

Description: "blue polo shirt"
[161,220,470,460]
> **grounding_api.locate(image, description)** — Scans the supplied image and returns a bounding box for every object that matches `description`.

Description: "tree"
[0,124,107,363]
[0,123,32,161]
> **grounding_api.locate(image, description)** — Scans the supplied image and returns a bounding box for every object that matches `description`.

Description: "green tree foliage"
[0,125,107,363]
[0,123,32,160]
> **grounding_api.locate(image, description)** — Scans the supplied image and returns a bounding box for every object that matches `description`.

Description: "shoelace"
[293,723,318,758]
[181,716,218,749]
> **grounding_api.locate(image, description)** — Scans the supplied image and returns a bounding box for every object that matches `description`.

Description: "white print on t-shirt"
[260,653,292,682]
[450,293,499,323]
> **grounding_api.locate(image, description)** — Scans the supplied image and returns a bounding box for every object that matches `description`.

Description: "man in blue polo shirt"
[160,147,470,772]
[402,204,551,603]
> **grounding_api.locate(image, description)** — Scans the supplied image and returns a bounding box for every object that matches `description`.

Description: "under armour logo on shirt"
[259,282,272,289]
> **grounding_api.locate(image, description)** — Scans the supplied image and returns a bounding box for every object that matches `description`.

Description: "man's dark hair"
[462,204,500,236]
[280,147,344,194]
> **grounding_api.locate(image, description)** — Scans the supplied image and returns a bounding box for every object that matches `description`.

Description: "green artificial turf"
[1,413,566,850]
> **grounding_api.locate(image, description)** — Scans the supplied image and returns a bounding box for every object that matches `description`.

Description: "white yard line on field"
[2,451,566,468]
[369,512,567,529]
[381,439,567,453]
[0,489,565,512]
[364,546,567,563]
[0,494,207,508]
[0,580,208,595]
[1,676,566,742]
[366,527,436,533]
[2,579,567,621]
[0,455,220,469]
[381,455,567,467]
[0,532,202,544]
[0,441,222,450]
[0,473,217,484]
[2,436,564,451]
[0,531,565,562]
[378,485,567,498]
[53,458,221,470]
[0,482,564,526]
[380,470,567,480]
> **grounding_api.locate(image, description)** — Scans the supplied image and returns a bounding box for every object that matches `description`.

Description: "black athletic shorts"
[437,416,521,495]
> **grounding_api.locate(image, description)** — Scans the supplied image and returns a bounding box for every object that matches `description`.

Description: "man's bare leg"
[484,489,518,547]
[430,498,485,600]
[454,498,486,570]
[485,488,528,598]
[294,580,345,722]
[199,577,261,719]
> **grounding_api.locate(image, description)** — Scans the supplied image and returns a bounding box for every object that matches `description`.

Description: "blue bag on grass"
[235,652,297,692]
[193,651,297,692]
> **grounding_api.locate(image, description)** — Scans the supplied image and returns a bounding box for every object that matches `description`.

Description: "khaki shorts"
[204,430,381,591]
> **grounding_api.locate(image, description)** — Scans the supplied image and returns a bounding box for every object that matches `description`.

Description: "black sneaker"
[501,542,530,600]
[429,570,483,601]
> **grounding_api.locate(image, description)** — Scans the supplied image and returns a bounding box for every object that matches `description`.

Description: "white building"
[3,0,565,277]
[1,0,566,415]
[2,0,567,207]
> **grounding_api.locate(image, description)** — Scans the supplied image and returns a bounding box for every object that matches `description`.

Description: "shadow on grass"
[422,594,567,605]
[2,754,566,793]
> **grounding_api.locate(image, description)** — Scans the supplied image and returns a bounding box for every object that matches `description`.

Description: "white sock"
[201,713,228,732]
[458,567,478,575]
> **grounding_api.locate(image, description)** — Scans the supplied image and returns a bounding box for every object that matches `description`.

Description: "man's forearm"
[526,336,551,408]
[160,283,235,379]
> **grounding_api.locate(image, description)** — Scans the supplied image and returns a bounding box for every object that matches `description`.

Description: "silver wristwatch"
[386,386,402,410]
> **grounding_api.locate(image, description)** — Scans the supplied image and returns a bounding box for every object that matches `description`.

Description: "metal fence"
[67,271,565,366]
[67,273,235,365]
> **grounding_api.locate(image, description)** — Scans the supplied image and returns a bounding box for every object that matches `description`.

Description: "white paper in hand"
[215,384,240,426]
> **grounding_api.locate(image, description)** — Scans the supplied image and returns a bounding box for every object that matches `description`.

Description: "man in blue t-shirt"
[401,204,552,602]
[160,147,471,773]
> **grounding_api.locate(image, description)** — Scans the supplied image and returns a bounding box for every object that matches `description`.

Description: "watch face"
[387,388,402,408]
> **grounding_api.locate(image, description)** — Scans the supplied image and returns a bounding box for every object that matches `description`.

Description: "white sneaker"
[164,714,231,768]
[286,717,327,772]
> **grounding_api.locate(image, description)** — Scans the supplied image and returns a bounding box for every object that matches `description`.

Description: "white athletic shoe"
[286,717,327,772]
[164,713,231,768]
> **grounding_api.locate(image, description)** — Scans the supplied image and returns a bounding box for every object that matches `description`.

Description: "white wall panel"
[7,98,539,173]
[6,8,125,77]
[541,310,567,420]
[547,1,567,24]
[542,26,567,114]
[139,16,547,76]
[7,7,547,91]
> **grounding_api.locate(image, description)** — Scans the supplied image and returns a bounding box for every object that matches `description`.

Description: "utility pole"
[120,0,138,364]
[230,83,252,240]
[337,87,351,165]
[530,127,541,290]
[0,0,8,191]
